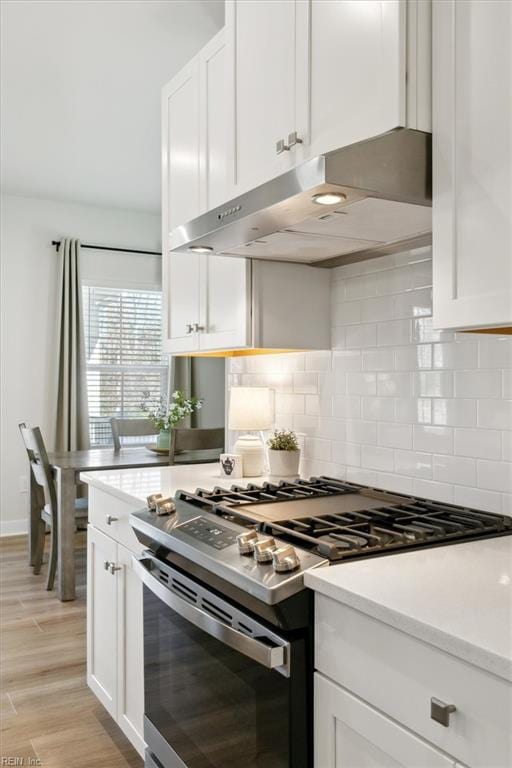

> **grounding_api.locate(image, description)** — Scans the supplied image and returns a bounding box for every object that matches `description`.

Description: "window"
[82,286,168,446]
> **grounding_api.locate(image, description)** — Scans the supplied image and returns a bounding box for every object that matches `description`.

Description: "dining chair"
[18,423,88,591]
[110,417,158,451]
[169,427,225,465]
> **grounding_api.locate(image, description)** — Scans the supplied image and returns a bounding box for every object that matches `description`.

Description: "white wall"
[0,192,160,534]
[227,246,512,516]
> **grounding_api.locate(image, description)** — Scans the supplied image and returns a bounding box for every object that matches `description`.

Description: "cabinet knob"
[276,138,290,154]
[430,698,456,727]
[186,323,194,334]
[193,323,205,332]
[287,131,303,147]
[108,563,122,575]
[105,515,118,525]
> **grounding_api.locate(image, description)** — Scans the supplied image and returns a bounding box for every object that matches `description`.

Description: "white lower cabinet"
[315,674,454,768]
[87,523,145,758]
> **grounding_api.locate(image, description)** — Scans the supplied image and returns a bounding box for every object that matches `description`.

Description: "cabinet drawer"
[88,486,143,555]
[315,595,512,768]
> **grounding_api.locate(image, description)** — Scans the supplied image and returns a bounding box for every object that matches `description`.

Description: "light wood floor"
[0,534,142,767]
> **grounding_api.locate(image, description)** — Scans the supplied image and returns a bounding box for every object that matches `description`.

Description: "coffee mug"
[220,453,243,479]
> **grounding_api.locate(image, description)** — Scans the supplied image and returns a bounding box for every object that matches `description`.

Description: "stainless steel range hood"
[170,128,432,268]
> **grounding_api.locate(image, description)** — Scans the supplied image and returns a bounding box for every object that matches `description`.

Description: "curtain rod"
[51,240,162,256]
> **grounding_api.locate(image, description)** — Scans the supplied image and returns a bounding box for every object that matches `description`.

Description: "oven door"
[133,554,308,768]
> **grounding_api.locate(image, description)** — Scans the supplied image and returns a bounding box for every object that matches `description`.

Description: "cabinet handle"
[193,323,205,332]
[430,698,456,727]
[276,138,290,155]
[105,515,118,525]
[186,323,194,334]
[108,563,122,575]
[287,131,303,147]
[104,560,111,571]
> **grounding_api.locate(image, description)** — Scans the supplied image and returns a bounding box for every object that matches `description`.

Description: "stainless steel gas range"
[130,476,512,768]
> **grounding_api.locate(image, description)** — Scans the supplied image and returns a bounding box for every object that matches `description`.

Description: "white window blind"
[82,286,168,446]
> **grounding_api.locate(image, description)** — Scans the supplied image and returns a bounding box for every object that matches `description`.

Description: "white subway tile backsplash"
[377,319,411,347]
[345,420,377,445]
[413,371,453,398]
[362,445,395,472]
[432,399,477,427]
[362,349,394,371]
[226,249,512,514]
[477,399,512,430]
[346,372,377,396]
[345,324,377,349]
[412,479,454,504]
[454,486,502,515]
[304,437,331,462]
[478,338,512,369]
[454,370,501,399]
[395,449,432,479]
[433,455,476,487]
[454,428,502,460]
[377,372,411,397]
[378,422,412,450]
[362,396,395,422]
[477,461,512,494]
[433,342,478,370]
[332,395,361,419]
[413,425,453,455]
[393,288,432,319]
[331,441,361,467]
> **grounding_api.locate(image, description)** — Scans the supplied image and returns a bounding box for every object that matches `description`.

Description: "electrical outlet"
[19,475,28,493]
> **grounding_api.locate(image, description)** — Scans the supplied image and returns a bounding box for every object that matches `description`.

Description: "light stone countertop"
[80,462,296,507]
[305,536,512,682]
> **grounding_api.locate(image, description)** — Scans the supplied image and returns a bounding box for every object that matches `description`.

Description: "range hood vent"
[170,128,432,268]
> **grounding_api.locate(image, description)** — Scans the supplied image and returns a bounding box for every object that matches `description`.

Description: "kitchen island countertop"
[305,534,512,682]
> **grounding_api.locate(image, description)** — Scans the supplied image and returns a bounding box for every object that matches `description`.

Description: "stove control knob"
[272,545,301,573]
[237,530,259,555]
[253,537,277,564]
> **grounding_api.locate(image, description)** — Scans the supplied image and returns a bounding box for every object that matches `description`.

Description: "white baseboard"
[0,518,28,537]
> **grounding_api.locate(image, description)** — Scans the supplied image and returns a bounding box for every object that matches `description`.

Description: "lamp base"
[233,434,264,477]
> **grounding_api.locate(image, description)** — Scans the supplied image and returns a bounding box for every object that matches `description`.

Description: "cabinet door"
[199,29,229,212]
[87,525,117,718]
[225,0,297,196]
[116,543,145,758]
[162,58,200,235]
[302,0,406,162]
[433,0,512,330]
[315,674,455,768]
[163,251,201,354]
[198,255,251,351]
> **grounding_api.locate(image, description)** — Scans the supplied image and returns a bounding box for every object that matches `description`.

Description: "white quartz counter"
[80,463,296,507]
[305,536,512,682]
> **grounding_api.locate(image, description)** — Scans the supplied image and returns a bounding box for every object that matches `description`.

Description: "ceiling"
[0,0,224,212]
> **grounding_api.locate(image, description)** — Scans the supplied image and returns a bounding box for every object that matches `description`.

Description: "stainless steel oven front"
[133,553,312,768]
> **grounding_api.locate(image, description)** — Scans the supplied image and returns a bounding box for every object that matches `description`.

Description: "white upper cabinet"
[225,0,298,196]
[162,59,201,233]
[302,1,406,161]
[163,256,330,355]
[433,0,512,331]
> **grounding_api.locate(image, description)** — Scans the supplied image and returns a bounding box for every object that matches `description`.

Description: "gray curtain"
[169,356,195,427]
[55,238,90,450]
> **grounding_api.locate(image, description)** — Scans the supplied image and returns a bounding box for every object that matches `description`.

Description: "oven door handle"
[133,556,290,676]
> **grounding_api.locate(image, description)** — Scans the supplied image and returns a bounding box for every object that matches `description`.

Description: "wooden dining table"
[29,446,218,601]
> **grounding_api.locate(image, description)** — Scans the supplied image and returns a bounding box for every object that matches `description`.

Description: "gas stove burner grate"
[174,476,512,562]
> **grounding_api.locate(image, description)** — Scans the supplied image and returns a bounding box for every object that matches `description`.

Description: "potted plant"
[267,429,301,477]
[141,390,203,450]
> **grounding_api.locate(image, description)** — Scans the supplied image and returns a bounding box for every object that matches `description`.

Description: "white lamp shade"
[228,387,274,431]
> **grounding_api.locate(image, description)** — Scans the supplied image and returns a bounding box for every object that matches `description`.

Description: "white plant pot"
[268,449,301,478]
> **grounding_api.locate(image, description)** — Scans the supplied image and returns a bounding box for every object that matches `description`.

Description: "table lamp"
[228,387,274,476]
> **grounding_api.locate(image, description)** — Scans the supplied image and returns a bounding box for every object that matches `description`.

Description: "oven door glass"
[143,579,291,768]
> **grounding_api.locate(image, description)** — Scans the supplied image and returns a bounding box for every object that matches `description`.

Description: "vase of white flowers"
[141,390,203,449]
